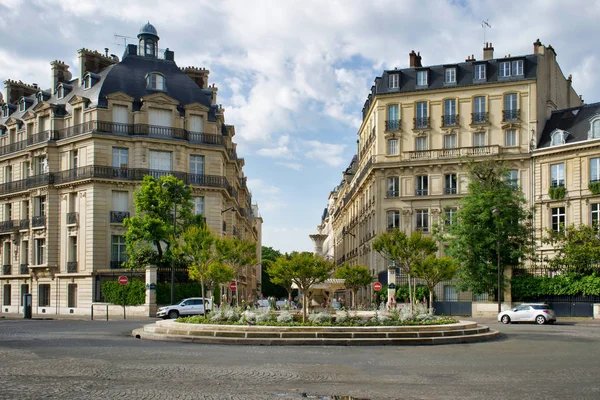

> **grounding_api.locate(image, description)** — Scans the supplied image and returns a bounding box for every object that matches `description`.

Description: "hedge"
[511,273,600,298]
[101,280,145,305]
[156,282,207,305]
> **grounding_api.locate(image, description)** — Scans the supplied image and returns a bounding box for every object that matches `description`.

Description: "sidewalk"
[0,312,155,322]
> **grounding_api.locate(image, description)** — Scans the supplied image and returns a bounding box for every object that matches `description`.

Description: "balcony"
[442,114,459,127]
[67,261,78,273]
[444,187,457,195]
[110,260,125,269]
[110,211,130,224]
[405,145,501,161]
[502,109,520,122]
[386,190,399,198]
[0,220,15,233]
[471,112,488,124]
[19,219,29,230]
[66,212,78,225]
[20,264,29,275]
[0,173,53,196]
[415,189,428,196]
[0,139,27,157]
[32,216,46,228]
[385,120,401,131]
[550,182,565,188]
[2,265,10,275]
[27,130,57,146]
[414,117,430,129]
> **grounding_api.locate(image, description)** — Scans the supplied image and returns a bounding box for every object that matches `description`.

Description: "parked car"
[156,297,212,319]
[275,300,296,310]
[256,299,270,310]
[498,303,557,325]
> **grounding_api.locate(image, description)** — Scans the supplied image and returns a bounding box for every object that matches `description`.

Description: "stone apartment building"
[321,40,582,302]
[0,23,262,316]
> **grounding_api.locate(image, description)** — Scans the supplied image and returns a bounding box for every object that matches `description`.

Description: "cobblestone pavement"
[0,319,599,400]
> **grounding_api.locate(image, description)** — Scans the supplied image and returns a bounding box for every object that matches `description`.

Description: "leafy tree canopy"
[543,223,600,274]
[334,264,372,309]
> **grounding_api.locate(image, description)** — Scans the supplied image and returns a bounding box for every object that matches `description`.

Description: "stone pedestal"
[145,265,158,317]
[387,266,396,308]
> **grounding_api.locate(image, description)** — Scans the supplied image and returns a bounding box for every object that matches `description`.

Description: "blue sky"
[2,0,600,253]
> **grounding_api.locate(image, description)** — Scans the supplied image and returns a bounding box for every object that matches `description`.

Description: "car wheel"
[168,310,179,320]
[535,315,546,325]
[501,315,511,324]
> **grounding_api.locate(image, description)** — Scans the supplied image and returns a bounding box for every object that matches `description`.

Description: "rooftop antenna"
[114,33,136,47]
[482,19,491,46]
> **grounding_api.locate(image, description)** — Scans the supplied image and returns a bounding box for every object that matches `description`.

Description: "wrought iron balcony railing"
[19,219,29,230]
[20,264,29,275]
[0,173,52,196]
[405,145,501,160]
[471,112,488,124]
[415,189,429,196]
[502,109,520,122]
[67,261,78,273]
[444,187,457,195]
[32,216,46,228]
[2,265,10,275]
[385,120,401,131]
[110,211,130,224]
[386,190,399,198]
[442,114,458,127]
[550,182,565,188]
[414,117,430,129]
[66,212,78,225]
[0,220,15,233]
[110,260,126,269]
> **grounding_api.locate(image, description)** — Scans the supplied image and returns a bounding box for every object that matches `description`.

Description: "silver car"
[498,303,557,325]
[156,297,212,319]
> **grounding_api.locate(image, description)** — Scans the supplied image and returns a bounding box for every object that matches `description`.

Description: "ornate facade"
[0,23,262,315]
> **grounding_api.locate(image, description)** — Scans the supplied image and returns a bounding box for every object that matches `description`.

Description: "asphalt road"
[0,318,599,400]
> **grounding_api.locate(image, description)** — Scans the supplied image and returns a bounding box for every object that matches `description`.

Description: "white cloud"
[276,162,303,171]
[304,140,347,167]
[247,178,286,212]
[256,146,293,158]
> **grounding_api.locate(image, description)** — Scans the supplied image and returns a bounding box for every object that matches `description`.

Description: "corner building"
[0,23,262,315]
[329,40,581,301]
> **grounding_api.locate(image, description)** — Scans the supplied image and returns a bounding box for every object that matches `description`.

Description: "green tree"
[220,237,258,306]
[266,255,295,301]
[373,229,437,311]
[261,246,287,298]
[173,224,224,313]
[282,252,334,322]
[333,264,372,309]
[124,175,193,270]
[543,224,600,274]
[442,160,534,296]
[205,262,236,306]
[412,255,458,314]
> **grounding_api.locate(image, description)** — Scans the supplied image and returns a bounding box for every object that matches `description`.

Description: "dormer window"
[550,129,568,146]
[83,74,92,89]
[417,70,428,87]
[474,64,486,81]
[146,72,166,91]
[389,73,399,89]
[57,86,65,99]
[589,117,600,139]
[1,106,7,118]
[444,68,456,84]
[19,98,26,112]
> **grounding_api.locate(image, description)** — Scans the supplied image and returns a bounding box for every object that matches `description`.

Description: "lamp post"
[492,208,501,314]
[162,182,189,306]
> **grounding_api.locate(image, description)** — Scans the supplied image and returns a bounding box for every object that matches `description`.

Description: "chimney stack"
[483,42,494,60]
[50,60,72,89]
[533,39,542,54]
[409,50,417,67]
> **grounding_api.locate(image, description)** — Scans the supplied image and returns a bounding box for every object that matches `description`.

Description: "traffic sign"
[118,275,128,285]
[230,281,237,291]
[373,282,382,291]
[388,283,396,289]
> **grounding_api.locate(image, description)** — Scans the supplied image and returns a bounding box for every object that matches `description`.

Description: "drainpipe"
[56,275,59,315]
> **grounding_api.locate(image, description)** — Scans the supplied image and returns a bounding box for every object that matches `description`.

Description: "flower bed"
[178,305,458,327]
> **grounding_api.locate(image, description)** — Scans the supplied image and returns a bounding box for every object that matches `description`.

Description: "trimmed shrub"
[101,280,145,305]
[309,311,332,324]
[276,310,294,323]
[512,273,600,298]
[548,186,566,200]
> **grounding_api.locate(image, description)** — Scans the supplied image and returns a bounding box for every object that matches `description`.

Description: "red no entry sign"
[373,282,382,291]
[118,275,129,285]
[230,281,237,291]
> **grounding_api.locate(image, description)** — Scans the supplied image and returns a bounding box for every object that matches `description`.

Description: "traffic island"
[132,320,500,345]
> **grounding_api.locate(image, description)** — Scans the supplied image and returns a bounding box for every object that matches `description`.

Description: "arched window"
[550,130,567,146]
[145,40,154,57]
[19,98,26,112]
[57,85,65,99]
[83,74,92,89]
[593,119,600,139]
[146,72,165,91]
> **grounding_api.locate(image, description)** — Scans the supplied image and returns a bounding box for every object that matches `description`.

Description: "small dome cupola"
[138,22,159,58]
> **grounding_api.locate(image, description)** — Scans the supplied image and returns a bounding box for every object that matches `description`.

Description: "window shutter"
[112,105,129,124]
[149,108,172,127]
[190,115,204,133]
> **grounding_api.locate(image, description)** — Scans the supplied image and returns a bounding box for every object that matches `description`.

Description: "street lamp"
[162,182,190,305]
[492,208,501,314]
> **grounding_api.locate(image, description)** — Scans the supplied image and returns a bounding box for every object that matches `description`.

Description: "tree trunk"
[235,277,239,307]
[302,289,308,322]
[407,273,414,314]
[201,276,207,316]
[428,286,434,315]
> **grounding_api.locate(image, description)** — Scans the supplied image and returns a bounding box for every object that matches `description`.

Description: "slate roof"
[537,102,600,149]
[363,54,539,120]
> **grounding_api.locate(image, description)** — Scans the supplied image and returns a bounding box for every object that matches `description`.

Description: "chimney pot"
[483,42,494,60]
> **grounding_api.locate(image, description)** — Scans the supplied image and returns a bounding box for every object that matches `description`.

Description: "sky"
[1,0,600,253]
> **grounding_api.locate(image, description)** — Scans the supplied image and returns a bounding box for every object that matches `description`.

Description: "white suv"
[156,297,212,319]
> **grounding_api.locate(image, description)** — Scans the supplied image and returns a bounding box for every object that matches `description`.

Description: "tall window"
[474,64,486,80]
[444,99,457,126]
[387,139,399,156]
[415,136,427,151]
[416,175,428,196]
[192,196,205,215]
[21,240,28,266]
[445,68,456,84]
[147,73,165,90]
[3,242,10,267]
[148,108,172,127]
[415,102,428,128]
[112,148,129,168]
[111,191,128,212]
[22,161,30,179]
[389,73,399,88]
[190,155,205,175]
[473,132,486,147]
[417,70,428,86]
[505,130,517,147]
[4,165,11,183]
[444,134,457,149]
[189,115,204,133]
[507,170,519,188]
[386,177,399,197]
[21,201,29,221]
[473,96,486,123]
[592,204,599,230]
[512,60,524,76]
[445,207,457,226]
[38,284,50,307]
[68,284,77,308]
[592,120,600,139]
[386,211,400,230]
[387,105,399,130]
[68,236,77,263]
[445,174,457,194]
[590,158,600,182]
[34,196,46,217]
[499,62,511,77]
[551,207,566,233]
[504,93,518,111]
[3,203,11,221]
[149,150,172,171]
[3,284,11,306]
[550,163,565,187]
[35,238,45,265]
[71,149,78,169]
[20,284,29,306]
[416,209,429,232]
[33,156,47,175]
[112,105,129,125]
[111,236,127,266]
